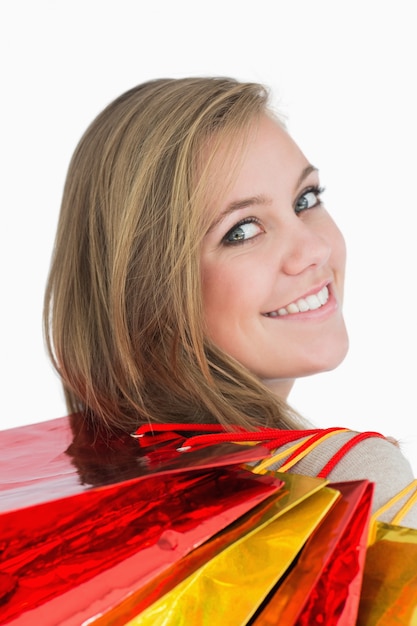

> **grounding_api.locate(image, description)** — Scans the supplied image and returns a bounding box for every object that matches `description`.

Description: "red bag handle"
[317,431,386,478]
[132,422,387,477]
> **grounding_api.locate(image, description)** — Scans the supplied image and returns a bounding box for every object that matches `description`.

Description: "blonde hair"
[44,77,306,433]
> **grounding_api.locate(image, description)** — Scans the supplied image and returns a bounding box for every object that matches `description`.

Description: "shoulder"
[279,430,417,528]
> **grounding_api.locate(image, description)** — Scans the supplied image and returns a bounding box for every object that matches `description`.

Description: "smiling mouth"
[264,285,330,317]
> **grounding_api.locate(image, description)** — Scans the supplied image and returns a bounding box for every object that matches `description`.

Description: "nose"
[281,219,331,276]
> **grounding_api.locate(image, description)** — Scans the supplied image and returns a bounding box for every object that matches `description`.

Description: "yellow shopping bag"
[357,480,417,625]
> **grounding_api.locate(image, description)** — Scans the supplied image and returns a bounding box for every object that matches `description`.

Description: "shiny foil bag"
[357,521,417,625]
[0,416,281,625]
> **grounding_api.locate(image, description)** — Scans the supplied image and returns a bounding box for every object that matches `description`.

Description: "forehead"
[201,114,306,214]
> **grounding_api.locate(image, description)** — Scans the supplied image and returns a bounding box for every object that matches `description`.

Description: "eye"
[222,217,264,245]
[295,186,325,215]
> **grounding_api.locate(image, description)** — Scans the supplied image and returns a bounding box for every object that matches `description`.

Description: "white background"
[1,1,416,473]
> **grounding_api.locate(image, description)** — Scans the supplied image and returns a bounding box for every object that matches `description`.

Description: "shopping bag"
[0,416,282,625]
[357,480,417,625]
[357,522,417,625]
[121,475,373,626]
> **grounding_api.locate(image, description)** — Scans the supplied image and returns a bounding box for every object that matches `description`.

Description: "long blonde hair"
[44,77,306,433]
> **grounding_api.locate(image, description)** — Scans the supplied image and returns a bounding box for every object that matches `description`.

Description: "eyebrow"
[224,194,271,218]
[207,194,272,233]
[208,163,319,232]
[296,164,319,189]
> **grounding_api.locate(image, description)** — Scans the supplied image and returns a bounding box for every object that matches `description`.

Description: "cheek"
[202,251,266,308]
[202,263,237,321]
[202,273,236,349]
[201,256,259,342]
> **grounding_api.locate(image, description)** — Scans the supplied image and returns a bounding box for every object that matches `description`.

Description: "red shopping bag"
[0,415,281,625]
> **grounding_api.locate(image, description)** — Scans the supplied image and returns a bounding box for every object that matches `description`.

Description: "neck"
[262,378,295,401]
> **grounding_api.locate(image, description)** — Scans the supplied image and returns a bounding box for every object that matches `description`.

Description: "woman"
[44,76,416,525]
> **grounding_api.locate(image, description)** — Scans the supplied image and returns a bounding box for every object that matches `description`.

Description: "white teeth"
[287,303,299,314]
[317,289,328,305]
[297,298,310,312]
[305,294,322,310]
[266,286,329,317]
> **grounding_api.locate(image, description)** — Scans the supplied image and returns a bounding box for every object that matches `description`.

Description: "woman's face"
[200,114,348,398]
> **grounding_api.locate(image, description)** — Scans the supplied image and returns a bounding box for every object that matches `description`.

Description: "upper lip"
[263,280,331,314]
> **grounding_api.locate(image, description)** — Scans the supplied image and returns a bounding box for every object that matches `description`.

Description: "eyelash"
[221,185,326,246]
[294,185,326,214]
[222,217,263,246]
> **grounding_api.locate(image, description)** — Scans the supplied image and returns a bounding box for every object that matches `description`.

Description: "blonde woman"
[44,77,416,526]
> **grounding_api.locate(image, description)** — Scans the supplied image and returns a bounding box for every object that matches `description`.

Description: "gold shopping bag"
[357,480,417,625]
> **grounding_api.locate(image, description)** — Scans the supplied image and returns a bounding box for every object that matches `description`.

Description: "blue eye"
[223,218,264,245]
[295,186,325,214]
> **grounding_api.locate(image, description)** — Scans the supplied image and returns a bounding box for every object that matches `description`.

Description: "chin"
[293,332,350,378]
[309,340,349,376]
